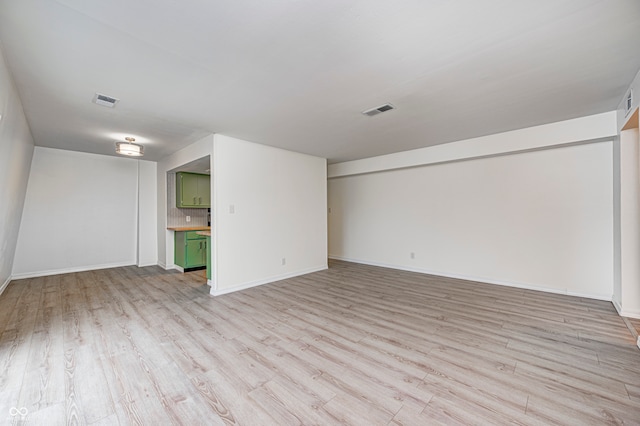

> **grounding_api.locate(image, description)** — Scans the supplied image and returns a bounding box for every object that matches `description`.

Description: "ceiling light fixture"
[115,137,144,157]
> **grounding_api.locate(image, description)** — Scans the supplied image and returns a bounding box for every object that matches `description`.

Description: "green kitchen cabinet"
[205,235,211,281]
[176,172,210,208]
[175,231,207,269]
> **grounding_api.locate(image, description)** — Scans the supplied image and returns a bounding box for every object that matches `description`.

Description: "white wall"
[613,68,640,319]
[138,160,158,267]
[156,134,213,268]
[12,147,140,277]
[212,134,327,294]
[0,45,34,292]
[329,116,616,300]
[617,128,640,316]
[612,134,622,308]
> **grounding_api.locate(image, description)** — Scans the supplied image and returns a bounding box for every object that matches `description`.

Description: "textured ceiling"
[1,0,639,162]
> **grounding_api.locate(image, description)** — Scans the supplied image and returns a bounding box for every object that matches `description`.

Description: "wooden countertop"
[167,226,211,231]
[196,231,211,237]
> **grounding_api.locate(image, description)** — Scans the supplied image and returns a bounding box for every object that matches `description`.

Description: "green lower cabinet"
[175,231,207,269]
[206,235,211,280]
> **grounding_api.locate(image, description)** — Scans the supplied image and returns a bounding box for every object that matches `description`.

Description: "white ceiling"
[1,0,639,163]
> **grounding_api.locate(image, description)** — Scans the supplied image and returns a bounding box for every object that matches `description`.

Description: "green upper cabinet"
[176,172,210,208]
[198,173,211,206]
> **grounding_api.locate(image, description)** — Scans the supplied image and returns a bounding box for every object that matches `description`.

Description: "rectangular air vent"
[625,89,633,117]
[362,103,395,117]
[92,92,119,108]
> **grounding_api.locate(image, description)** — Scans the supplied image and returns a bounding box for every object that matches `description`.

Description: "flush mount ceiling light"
[115,137,144,157]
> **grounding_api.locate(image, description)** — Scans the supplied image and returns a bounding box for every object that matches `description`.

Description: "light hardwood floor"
[625,317,640,344]
[1,260,639,425]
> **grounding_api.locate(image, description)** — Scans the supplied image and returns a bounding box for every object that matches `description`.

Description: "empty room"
[1,0,640,424]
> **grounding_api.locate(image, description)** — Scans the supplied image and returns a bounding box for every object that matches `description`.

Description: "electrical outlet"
[229,204,235,214]
[410,252,415,259]
[186,215,191,222]
[281,258,286,266]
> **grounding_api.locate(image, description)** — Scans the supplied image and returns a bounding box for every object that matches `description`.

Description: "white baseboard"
[613,299,623,315]
[137,262,158,268]
[610,297,640,319]
[619,310,640,320]
[158,262,184,273]
[10,261,136,280]
[210,265,328,297]
[0,276,11,296]
[328,256,611,302]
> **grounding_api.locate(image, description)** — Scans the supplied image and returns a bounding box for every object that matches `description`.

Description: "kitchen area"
[156,134,327,297]
[166,155,212,284]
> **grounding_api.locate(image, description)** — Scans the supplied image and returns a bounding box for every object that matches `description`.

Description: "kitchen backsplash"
[167,172,208,228]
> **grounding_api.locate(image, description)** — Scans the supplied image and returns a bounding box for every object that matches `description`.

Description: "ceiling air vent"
[362,103,395,117]
[625,89,633,117]
[92,92,119,108]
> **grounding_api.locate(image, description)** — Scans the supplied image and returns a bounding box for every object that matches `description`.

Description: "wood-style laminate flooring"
[625,317,640,346]
[1,260,639,425]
